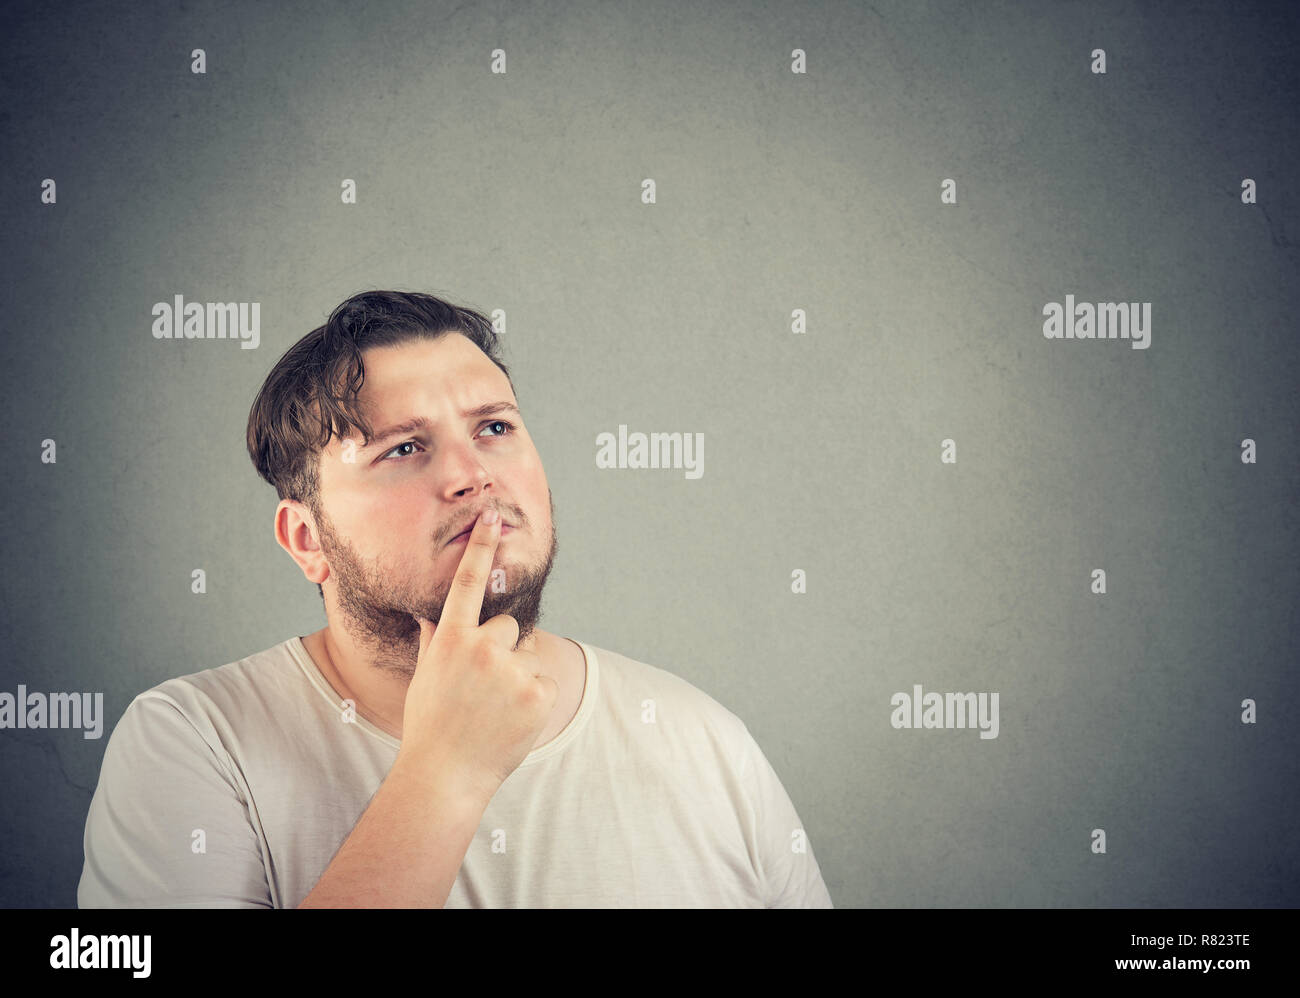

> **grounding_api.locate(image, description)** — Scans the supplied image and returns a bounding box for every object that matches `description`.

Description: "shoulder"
[115,638,313,743]
[581,641,755,758]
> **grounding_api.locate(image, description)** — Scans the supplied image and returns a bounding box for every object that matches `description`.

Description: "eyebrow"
[362,401,521,451]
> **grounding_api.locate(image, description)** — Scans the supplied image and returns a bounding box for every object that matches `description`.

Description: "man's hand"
[396,507,560,805]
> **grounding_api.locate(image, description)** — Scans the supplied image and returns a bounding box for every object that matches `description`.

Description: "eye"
[479,419,517,439]
[382,441,421,461]
[380,420,517,461]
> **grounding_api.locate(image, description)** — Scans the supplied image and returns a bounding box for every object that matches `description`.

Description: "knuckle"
[452,570,482,593]
[520,679,548,708]
[469,640,497,669]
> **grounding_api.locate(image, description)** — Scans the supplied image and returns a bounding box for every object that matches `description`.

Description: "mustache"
[444,505,518,544]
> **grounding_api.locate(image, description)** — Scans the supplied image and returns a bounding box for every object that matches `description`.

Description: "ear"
[275,499,330,586]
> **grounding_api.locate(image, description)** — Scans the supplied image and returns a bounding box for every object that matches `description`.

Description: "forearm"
[298,753,491,908]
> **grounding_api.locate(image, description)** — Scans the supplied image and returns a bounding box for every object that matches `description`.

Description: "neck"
[301,619,568,743]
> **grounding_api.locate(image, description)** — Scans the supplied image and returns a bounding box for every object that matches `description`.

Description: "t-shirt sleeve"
[740,727,834,908]
[77,691,273,908]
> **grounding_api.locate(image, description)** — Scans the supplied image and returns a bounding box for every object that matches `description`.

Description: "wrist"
[390,747,498,814]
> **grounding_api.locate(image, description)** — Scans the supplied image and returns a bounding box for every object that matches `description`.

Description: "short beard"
[312,493,557,680]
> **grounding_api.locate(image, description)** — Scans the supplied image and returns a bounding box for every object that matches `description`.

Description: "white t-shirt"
[77,636,833,908]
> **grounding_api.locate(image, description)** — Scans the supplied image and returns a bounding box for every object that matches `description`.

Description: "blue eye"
[380,420,517,461]
[480,419,516,439]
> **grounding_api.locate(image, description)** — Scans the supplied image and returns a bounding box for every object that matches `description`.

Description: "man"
[77,290,833,908]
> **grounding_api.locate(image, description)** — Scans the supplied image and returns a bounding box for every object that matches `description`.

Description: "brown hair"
[246,290,515,595]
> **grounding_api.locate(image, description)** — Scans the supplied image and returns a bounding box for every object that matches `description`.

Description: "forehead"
[353,332,510,418]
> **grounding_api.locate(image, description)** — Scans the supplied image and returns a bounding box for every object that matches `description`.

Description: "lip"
[448,523,514,546]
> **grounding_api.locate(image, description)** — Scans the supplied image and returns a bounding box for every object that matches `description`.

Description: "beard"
[312,491,558,679]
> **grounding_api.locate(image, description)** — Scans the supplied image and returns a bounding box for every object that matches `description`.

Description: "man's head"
[247,290,558,673]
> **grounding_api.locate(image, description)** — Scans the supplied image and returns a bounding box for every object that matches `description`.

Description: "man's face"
[311,332,557,673]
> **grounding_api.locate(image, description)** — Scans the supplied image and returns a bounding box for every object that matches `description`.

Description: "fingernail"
[483,508,499,525]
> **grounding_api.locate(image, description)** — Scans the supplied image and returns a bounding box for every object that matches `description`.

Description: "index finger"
[439,509,502,630]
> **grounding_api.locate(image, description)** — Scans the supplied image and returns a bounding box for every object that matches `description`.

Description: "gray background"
[2,0,1297,907]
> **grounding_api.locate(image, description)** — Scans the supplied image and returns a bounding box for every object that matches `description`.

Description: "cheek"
[358,498,432,555]
[368,487,424,523]
[524,480,550,527]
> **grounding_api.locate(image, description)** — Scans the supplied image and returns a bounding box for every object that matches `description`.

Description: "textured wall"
[1,0,1297,907]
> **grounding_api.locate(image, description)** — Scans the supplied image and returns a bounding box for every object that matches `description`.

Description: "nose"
[439,440,494,501]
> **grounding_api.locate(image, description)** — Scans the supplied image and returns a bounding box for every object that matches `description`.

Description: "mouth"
[447,522,515,546]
